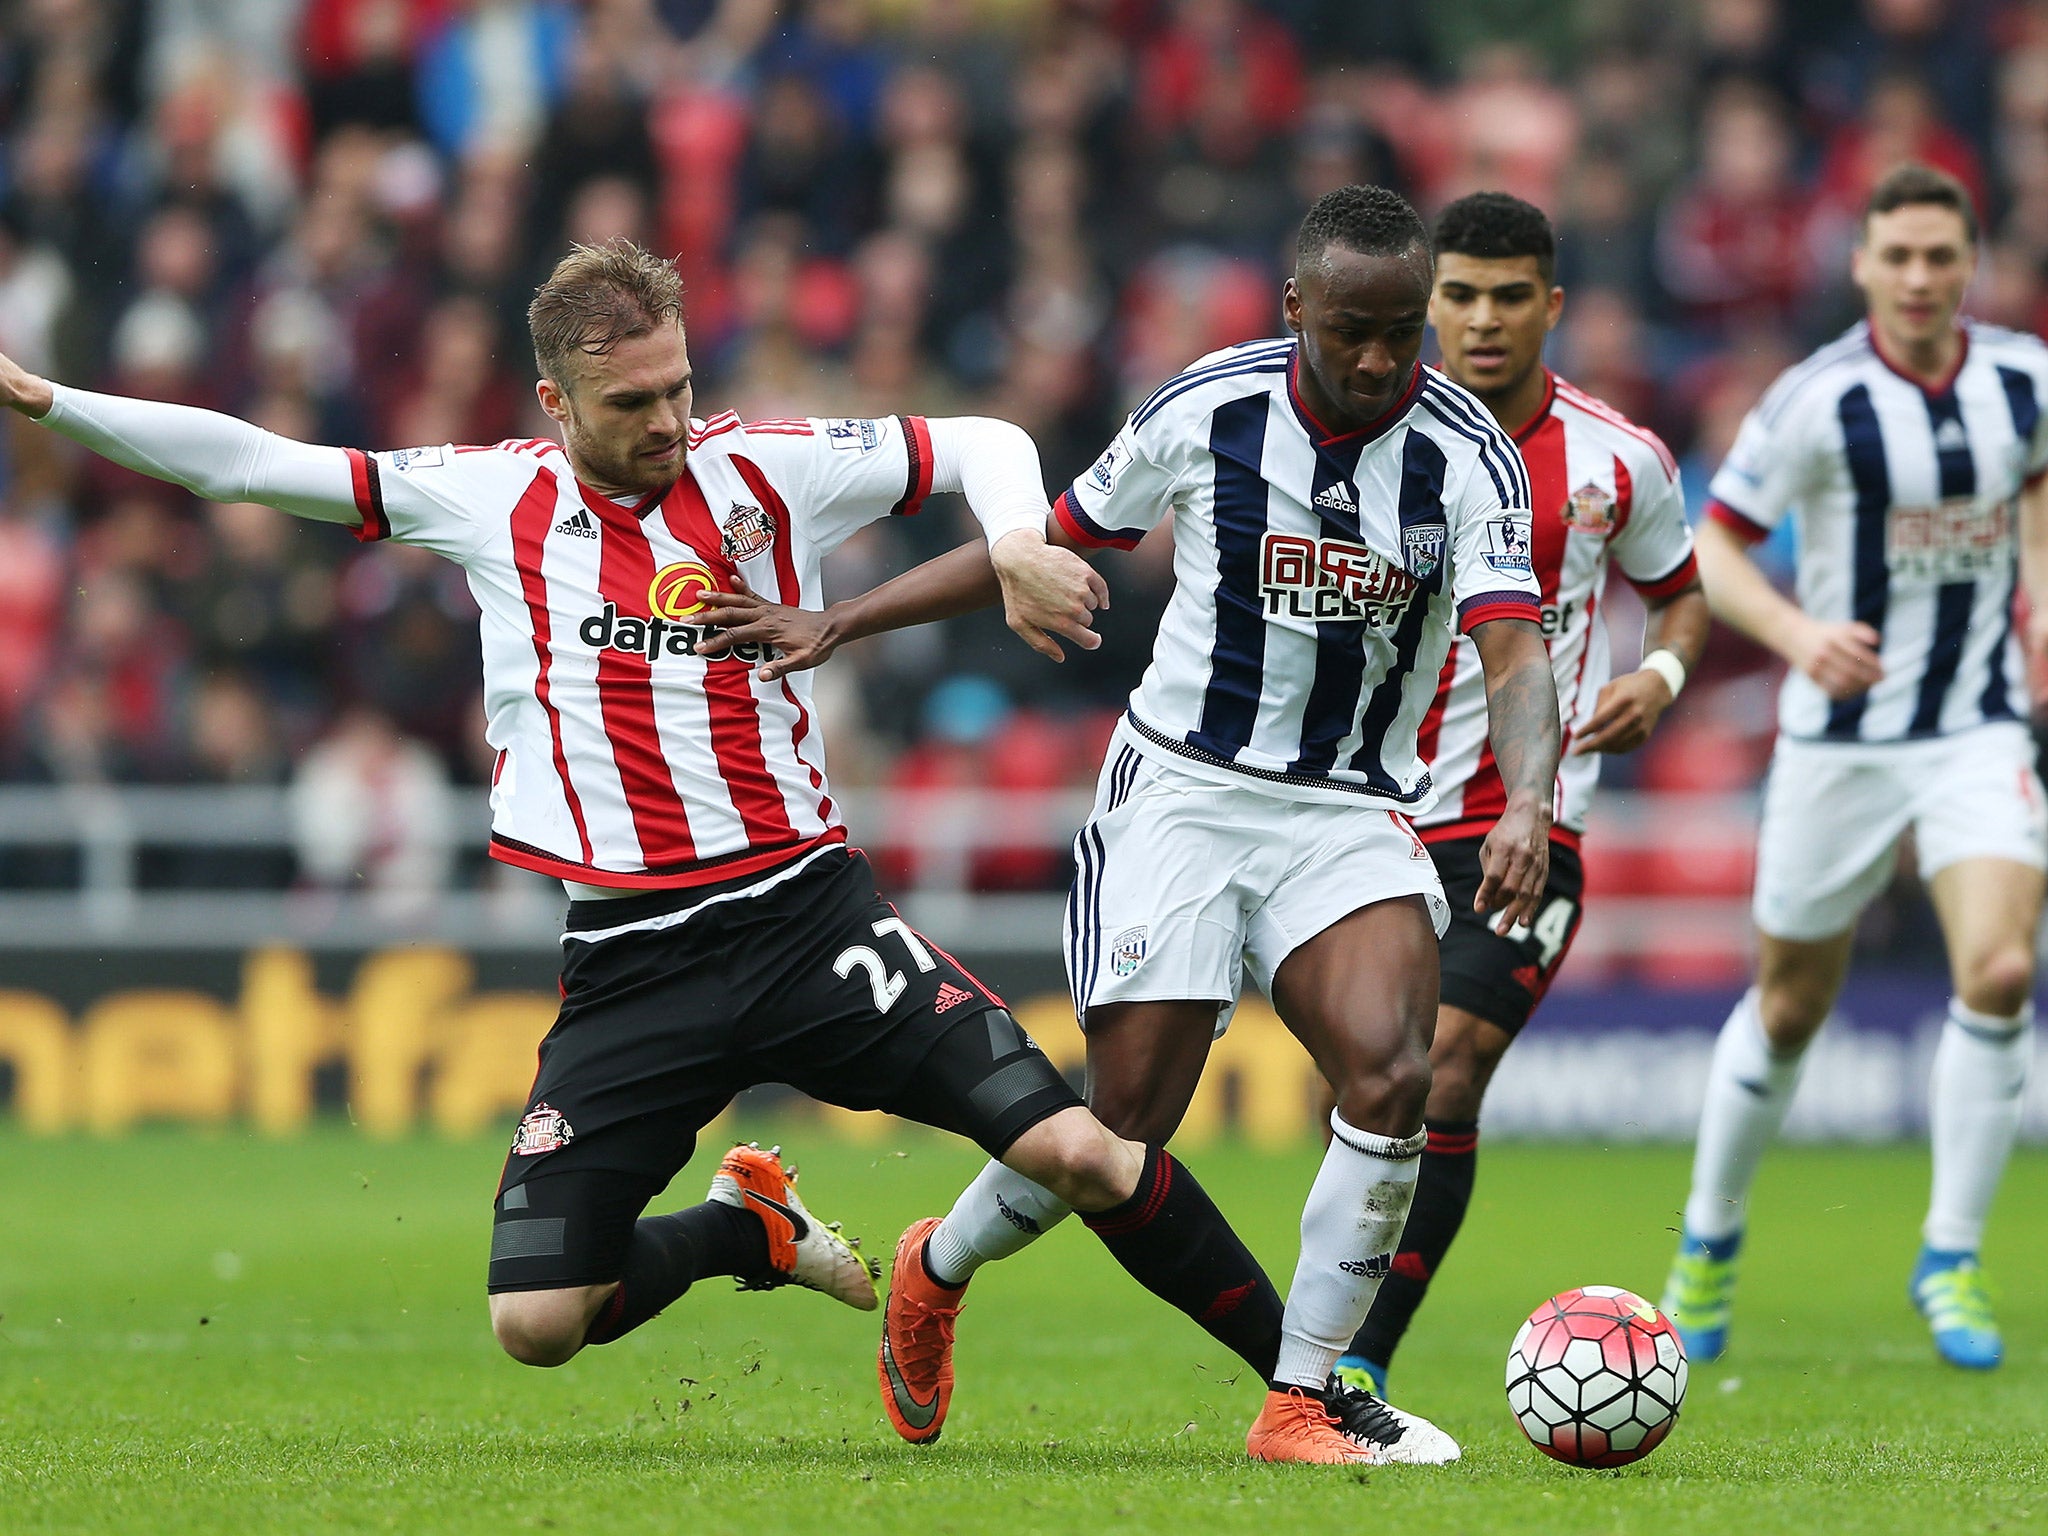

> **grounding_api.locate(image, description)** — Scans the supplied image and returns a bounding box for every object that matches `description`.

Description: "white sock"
[1273,1112,1425,1391]
[1924,1001,2033,1254]
[922,1160,1073,1286]
[1682,988,1809,1242]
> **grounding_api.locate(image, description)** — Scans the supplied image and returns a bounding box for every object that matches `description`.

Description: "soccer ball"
[1504,1285,1688,1468]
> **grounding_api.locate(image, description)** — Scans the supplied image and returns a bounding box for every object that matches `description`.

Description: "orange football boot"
[877,1217,966,1443]
[707,1143,878,1309]
[1245,1387,1376,1464]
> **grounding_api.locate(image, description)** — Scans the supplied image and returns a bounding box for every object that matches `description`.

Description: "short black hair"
[1433,191,1557,283]
[1863,161,1978,244]
[1297,184,1430,276]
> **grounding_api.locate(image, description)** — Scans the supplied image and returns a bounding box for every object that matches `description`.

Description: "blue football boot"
[1911,1248,2002,1370]
[1332,1354,1388,1399]
[1659,1228,1742,1363]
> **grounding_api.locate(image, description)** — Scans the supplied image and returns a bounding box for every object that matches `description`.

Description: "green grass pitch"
[2,1126,2042,1535]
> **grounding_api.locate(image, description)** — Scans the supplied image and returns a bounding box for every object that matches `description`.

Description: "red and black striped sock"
[1346,1119,1479,1368]
[1081,1145,1283,1378]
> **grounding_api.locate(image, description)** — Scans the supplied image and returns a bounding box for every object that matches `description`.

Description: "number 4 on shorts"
[1503,896,1576,968]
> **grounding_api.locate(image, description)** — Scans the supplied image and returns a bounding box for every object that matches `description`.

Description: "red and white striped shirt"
[1413,373,1697,844]
[348,413,935,887]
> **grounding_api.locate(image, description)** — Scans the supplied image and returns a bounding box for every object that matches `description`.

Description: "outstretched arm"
[0,349,367,528]
[1470,616,1561,933]
[698,543,1000,681]
[697,516,1105,681]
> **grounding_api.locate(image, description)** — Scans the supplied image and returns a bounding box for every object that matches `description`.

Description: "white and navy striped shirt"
[1708,320,2048,743]
[1055,339,1541,808]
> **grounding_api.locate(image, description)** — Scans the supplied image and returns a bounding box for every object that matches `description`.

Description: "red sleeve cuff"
[345,448,389,542]
[890,415,934,517]
[1705,497,1770,545]
[1457,593,1542,633]
[1627,550,1701,600]
[1053,489,1142,551]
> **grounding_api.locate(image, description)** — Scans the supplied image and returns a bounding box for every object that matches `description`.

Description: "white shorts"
[1753,723,2048,942]
[1064,728,1451,1034]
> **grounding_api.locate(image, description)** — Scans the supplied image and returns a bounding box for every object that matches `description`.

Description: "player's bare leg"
[491,1282,615,1367]
[1418,1007,1515,1125]
[1337,1003,1512,1391]
[1914,856,2042,1367]
[1664,928,1853,1358]
[1752,929,1857,1052]
[999,1104,1147,1206]
[1080,998,1221,1141]
[492,1144,876,1368]
[1930,856,2042,1018]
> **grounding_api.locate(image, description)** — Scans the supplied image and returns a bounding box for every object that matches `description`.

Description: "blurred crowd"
[0,0,2041,902]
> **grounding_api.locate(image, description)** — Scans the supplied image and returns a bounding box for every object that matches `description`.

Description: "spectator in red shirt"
[1814,69,1988,237]
[1657,79,1819,335]
[1137,0,1304,145]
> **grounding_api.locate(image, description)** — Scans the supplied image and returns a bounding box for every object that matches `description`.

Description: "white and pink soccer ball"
[1505,1285,1688,1468]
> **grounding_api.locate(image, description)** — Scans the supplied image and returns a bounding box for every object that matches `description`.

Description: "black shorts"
[487,847,1081,1293]
[1430,835,1585,1037]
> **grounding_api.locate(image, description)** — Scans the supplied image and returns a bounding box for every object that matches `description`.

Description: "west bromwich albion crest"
[721,503,776,561]
[1566,481,1616,535]
[1402,523,1446,579]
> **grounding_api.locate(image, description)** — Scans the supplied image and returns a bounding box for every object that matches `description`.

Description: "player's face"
[1285,243,1432,430]
[1429,253,1562,404]
[1853,204,1975,354]
[541,322,694,496]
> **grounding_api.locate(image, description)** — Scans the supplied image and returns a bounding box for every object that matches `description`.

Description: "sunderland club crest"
[511,1102,574,1156]
[721,503,776,561]
[1566,481,1616,535]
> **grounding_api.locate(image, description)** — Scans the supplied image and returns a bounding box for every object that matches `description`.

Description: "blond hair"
[526,239,684,384]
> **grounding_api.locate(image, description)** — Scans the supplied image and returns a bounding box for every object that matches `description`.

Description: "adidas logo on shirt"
[554,508,598,539]
[1312,482,1358,515]
[1934,417,1969,452]
[933,982,975,1014]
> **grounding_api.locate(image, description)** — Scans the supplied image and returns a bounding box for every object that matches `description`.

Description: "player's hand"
[1787,617,1884,700]
[694,574,841,682]
[0,348,53,417]
[1570,669,1673,756]
[1474,792,1551,935]
[990,527,1109,662]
